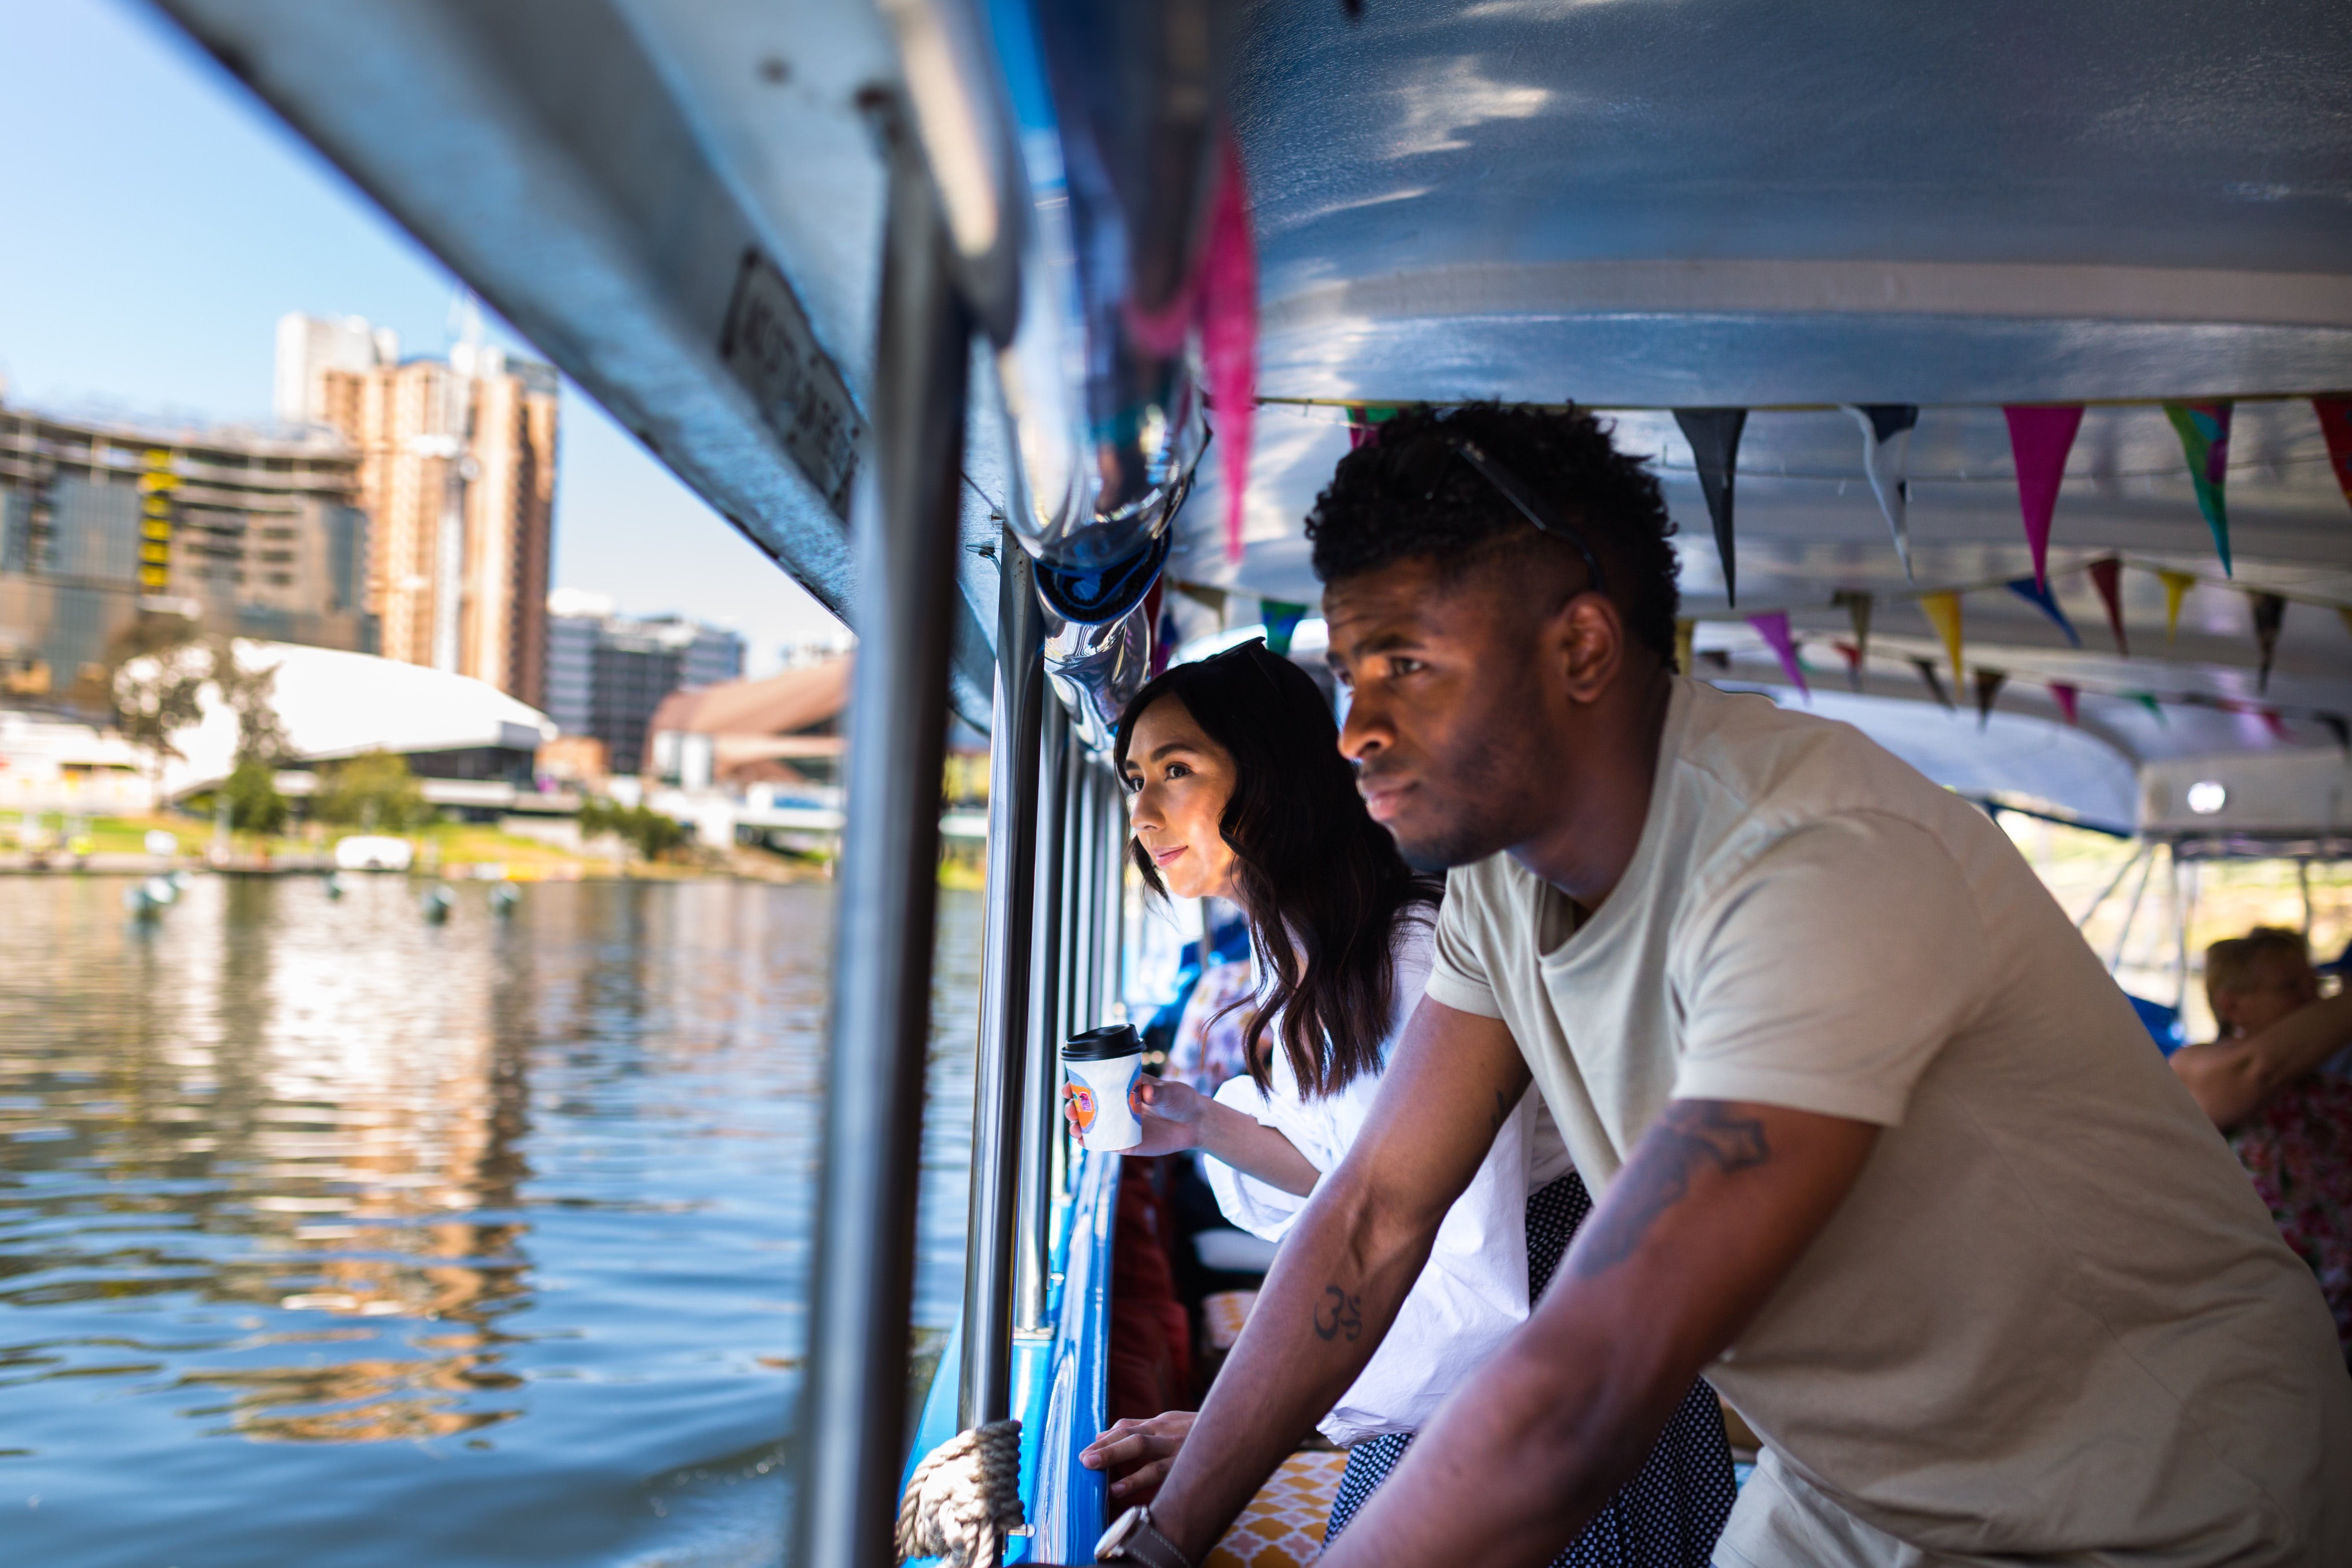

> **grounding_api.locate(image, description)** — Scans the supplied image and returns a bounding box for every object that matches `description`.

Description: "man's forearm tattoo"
[1312,1285,1364,1341]
[1571,1101,1769,1278]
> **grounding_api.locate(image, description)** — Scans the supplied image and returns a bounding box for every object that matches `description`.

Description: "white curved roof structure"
[161,641,555,794]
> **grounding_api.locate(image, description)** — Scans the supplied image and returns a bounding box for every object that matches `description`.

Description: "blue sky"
[0,0,839,674]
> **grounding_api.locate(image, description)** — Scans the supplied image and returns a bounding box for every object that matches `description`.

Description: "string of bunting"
[1688,620,2351,753]
[1681,553,2352,705]
[1297,395,2352,601]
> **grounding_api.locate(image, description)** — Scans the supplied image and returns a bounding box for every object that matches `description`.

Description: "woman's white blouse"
[1201,917,1573,1445]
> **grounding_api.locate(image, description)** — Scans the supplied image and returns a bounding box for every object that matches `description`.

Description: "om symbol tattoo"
[1312,1285,1363,1342]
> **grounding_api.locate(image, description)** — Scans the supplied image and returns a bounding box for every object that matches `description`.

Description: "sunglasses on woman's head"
[1378,430,1610,598]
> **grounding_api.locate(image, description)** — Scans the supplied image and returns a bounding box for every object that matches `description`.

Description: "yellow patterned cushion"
[1200,1289,1256,1351]
[1204,1449,1347,1568]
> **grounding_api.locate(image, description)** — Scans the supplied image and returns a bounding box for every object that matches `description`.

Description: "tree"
[579,797,689,861]
[210,638,290,767]
[313,750,429,832]
[220,757,290,836]
[109,613,208,793]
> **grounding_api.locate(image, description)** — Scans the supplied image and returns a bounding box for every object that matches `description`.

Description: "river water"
[0,874,980,1568]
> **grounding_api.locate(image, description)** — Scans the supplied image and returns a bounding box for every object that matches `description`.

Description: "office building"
[0,400,373,700]
[279,311,559,707]
[543,590,745,775]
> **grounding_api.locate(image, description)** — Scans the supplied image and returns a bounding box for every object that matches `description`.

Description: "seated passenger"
[1075,638,1735,1565]
[2170,926,2352,1357]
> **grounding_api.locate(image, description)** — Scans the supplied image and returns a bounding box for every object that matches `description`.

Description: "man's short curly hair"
[1306,403,1681,664]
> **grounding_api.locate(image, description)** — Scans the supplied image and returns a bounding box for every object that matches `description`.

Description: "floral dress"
[2229,1071,2352,1360]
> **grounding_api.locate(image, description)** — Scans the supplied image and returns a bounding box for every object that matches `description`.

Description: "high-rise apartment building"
[279,311,559,707]
[543,589,745,775]
[0,401,373,698]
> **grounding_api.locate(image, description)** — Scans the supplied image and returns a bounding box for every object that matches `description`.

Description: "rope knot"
[896,1418,1024,1568]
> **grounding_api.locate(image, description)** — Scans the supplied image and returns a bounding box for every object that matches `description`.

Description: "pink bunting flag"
[2316,398,2352,512]
[2260,708,2293,743]
[2086,555,2128,656]
[2048,681,2080,726]
[1201,129,1257,563]
[1748,611,1808,701]
[2002,405,2084,589]
[1832,639,1865,692]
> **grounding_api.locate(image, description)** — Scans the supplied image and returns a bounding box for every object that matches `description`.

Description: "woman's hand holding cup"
[1060,1076,1213,1158]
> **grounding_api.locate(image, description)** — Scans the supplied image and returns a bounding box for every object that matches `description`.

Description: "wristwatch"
[1096,1505,1193,1568]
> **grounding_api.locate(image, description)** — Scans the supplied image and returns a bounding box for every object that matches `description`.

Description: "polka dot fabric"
[1323,1172,1737,1566]
[1207,1449,1350,1568]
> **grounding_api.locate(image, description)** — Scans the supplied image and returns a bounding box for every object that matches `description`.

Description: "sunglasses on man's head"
[1377,430,1610,598]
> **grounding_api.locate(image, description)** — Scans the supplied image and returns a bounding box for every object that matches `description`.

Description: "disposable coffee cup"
[1062,1024,1144,1153]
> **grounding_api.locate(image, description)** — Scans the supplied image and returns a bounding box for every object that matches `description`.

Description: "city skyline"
[0,0,838,679]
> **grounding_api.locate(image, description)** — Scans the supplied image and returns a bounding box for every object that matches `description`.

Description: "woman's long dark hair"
[1114,638,1439,1098]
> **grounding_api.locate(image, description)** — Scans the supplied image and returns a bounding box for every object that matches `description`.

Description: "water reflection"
[0,875,978,1567]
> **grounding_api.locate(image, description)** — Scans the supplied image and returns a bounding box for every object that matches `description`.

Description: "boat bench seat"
[1205,1449,1349,1568]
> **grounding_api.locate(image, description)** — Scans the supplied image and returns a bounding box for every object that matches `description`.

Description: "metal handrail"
[794,124,971,1568]
[1014,695,1072,1333]
[959,526,1044,1428]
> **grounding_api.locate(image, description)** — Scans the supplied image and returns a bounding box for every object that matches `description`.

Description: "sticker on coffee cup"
[1062,1024,1144,1152]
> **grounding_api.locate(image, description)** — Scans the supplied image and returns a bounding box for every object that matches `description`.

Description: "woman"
[1076,638,1736,1565]
[2170,926,2352,1357]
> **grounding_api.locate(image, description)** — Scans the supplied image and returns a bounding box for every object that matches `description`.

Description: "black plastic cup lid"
[1062,1024,1142,1062]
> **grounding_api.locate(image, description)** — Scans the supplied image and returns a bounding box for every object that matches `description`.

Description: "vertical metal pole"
[960,529,1044,1429]
[1102,768,1127,1021]
[1014,696,1070,1332]
[795,132,969,1568]
[1071,761,1098,1032]
[1063,748,1088,1038]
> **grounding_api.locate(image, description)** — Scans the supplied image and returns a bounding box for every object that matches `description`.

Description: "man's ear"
[1555,592,1627,705]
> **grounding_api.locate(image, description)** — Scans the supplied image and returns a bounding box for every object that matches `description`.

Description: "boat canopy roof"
[155,0,2352,826]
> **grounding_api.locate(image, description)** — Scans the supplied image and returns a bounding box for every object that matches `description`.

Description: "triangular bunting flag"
[1675,409,1748,605]
[2128,690,2168,726]
[1841,406,1919,578]
[1748,612,1808,701]
[2163,402,2234,575]
[2315,398,2352,511]
[1919,590,1964,686]
[1700,648,1731,672]
[1203,130,1257,563]
[2249,592,2286,693]
[1346,404,1401,451]
[1674,618,1696,678]
[1833,641,1865,692]
[1973,667,2007,730]
[1261,599,1309,657]
[2158,570,2196,644]
[2319,712,2350,757]
[2049,681,2080,726]
[1910,656,1955,713]
[2259,708,2292,743]
[2002,405,2084,588]
[1174,581,1229,622]
[2005,575,2082,647]
[2087,555,2128,656]
[1831,589,1872,672]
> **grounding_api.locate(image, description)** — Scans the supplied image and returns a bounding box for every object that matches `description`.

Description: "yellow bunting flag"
[2158,570,2197,644]
[1674,618,1696,677]
[1918,591,1964,685]
[1174,581,1229,625]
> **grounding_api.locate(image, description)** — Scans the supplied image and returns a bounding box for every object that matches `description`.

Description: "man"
[1105,406,2349,1568]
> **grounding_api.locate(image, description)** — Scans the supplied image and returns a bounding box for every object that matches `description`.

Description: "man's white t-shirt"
[1423,678,2351,1567]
